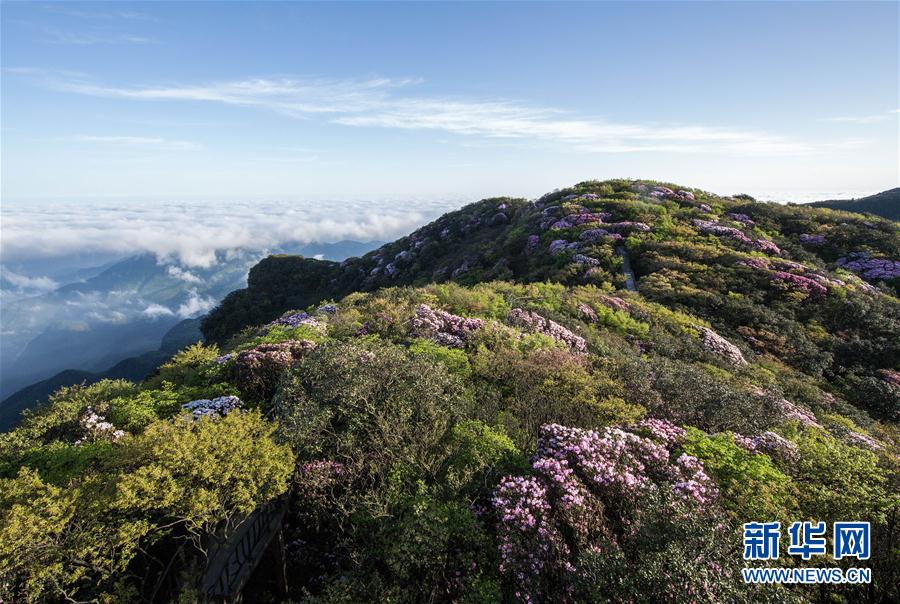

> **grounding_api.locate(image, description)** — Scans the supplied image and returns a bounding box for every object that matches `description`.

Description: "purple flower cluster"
[693,219,781,255]
[753,238,782,255]
[739,258,844,291]
[492,475,569,603]
[737,257,769,271]
[693,219,754,244]
[841,430,883,451]
[411,304,485,348]
[549,239,579,255]
[507,308,587,353]
[877,369,900,387]
[535,423,714,502]
[698,326,747,366]
[633,418,686,447]
[837,252,900,281]
[493,422,718,602]
[647,186,695,202]
[732,431,798,463]
[550,213,609,230]
[799,233,826,245]
[541,205,562,217]
[726,212,755,226]
[603,221,652,233]
[774,394,821,429]
[572,254,600,267]
[181,395,242,420]
[267,311,323,331]
[771,271,828,297]
[232,340,317,400]
[579,228,623,243]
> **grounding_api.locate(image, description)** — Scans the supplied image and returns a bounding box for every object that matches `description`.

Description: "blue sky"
[2,1,898,202]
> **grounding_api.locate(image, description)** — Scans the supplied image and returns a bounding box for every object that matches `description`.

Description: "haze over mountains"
[0,240,382,414]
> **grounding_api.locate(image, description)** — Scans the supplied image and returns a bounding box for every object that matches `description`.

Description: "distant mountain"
[808,187,900,221]
[0,240,383,420]
[0,319,203,431]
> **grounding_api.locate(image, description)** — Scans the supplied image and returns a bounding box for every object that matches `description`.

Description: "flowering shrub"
[693,218,753,244]
[692,219,781,255]
[771,271,828,297]
[732,431,799,463]
[799,233,826,245]
[761,389,822,429]
[181,395,242,419]
[633,417,686,446]
[603,221,651,233]
[492,423,726,602]
[410,303,485,347]
[726,212,755,226]
[837,252,900,281]
[572,254,600,267]
[507,308,587,353]
[267,311,322,330]
[877,368,900,386]
[698,326,747,365]
[550,212,608,230]
[231,339,317,401]
[752,238,782,255]
[549,239,568,255]
[579,228,623,243]
[77,407,125,443]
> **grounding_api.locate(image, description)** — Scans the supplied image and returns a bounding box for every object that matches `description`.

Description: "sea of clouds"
[1,196,461,279]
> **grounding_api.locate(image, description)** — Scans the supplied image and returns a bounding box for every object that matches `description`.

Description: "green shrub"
[681,427,796,522]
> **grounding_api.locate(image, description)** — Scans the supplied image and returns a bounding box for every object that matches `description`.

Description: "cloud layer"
[45,74,842,155]
[1,197,459,267]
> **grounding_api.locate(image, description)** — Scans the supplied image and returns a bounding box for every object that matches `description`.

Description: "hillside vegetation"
[808,187,900,221]
[1,179,898,603]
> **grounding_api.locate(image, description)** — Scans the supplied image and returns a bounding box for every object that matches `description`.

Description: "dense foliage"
[3,180,898,602]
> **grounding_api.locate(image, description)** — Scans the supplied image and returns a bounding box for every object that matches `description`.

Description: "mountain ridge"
[807,187,900,221]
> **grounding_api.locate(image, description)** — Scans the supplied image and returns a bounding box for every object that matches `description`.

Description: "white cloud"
[49,32,157,45]
[0,197,456,267]
[166,265,203,284]
[142,303,175,318]
[42,74,837,155]
[176,291,217,318]
[821,109,899,124]
[43,6,159,22]
[73,135,199,150]
[0,267,58,293]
